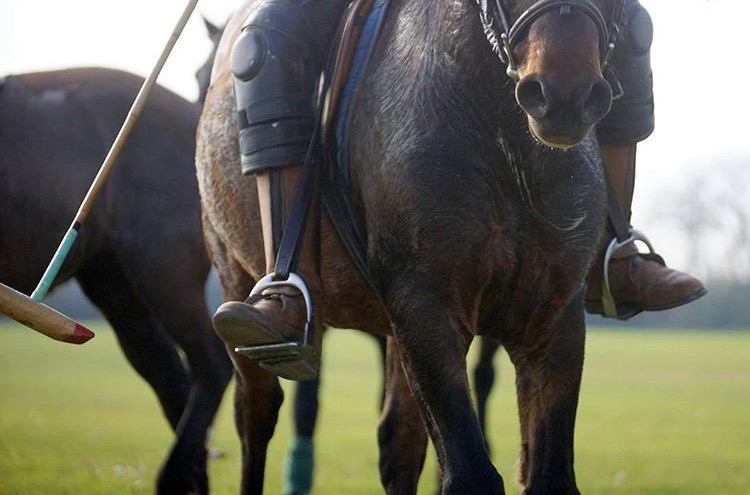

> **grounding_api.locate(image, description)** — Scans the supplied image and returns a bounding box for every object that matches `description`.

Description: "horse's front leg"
[378,336,428,495]
[508,300,586,495]
[388,284,505,495]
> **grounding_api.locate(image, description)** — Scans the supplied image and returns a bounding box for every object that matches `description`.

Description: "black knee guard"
[597,0,655,145]
[231,1,320,175]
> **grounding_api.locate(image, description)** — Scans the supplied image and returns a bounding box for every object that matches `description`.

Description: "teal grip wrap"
[282,436,314,495]
[31,225,79,301]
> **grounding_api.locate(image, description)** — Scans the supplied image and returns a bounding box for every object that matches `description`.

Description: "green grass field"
[1,322,748,495]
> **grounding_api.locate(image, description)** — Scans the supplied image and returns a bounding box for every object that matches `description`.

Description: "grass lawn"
[0,321,748,494]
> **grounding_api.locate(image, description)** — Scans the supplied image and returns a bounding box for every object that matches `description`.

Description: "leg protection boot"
[585,144,707,318]
[212,1,327,380]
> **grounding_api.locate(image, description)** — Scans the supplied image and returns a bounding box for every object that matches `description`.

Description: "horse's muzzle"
[516,73,613,148]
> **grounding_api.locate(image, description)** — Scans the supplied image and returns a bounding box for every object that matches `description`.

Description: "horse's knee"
[442,471,506,495]
[232,361,284,442]
[378,417,426,495]
[377,337,427,493]
[512,345,583,494]
[378,393,427,491]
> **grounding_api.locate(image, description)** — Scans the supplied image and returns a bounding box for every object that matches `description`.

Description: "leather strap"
[604,168,631,243]
[321,179,378,292]
[273,118,321,281]
[602,145,635,243]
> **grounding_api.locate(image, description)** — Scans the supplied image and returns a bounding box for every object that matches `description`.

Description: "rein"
[476,0,626,80]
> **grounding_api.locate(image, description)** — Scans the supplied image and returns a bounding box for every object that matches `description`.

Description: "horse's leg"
[140,279,233,495]
[378,336,428,495]
[76,259,199,494]
[204,219,284,495]
[474,337,501,451]
[508,301,585,495]
[388,289,504,495]
[229,351,285,495]
[284,362,322,495]
[282,332,386,495]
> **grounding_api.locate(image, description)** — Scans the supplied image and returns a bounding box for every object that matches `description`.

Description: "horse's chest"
[480,186,600,311]
[514,197,599,280]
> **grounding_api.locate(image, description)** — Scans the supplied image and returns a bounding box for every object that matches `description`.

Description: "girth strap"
[321,181,376,292]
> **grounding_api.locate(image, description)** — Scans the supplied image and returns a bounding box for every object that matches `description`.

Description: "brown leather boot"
[585,145,707,319]
[213,167,322,380]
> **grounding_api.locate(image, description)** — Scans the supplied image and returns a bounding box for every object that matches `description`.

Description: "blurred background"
[1,0,748,327]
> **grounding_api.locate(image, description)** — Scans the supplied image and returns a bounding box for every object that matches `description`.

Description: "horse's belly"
[320,216,391,334]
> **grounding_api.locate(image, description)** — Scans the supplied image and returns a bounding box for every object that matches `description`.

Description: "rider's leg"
[586,0,706,318]
[212,0,347,380]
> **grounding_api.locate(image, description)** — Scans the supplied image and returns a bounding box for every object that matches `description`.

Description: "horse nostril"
[516,77,548,119]
[581,78,613,125]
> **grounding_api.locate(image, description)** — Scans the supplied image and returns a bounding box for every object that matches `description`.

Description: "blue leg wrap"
[283,436,315,495]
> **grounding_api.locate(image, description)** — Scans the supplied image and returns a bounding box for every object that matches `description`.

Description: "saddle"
[319,0,392,291]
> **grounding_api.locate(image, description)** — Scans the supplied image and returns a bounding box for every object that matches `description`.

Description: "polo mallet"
[0,0,199,344]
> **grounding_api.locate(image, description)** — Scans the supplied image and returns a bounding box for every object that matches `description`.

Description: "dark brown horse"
[0,67,232,495]
[195,18,503,494]
[197,0,616,492]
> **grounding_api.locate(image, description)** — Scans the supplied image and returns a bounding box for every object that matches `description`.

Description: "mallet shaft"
[30,0,200,301]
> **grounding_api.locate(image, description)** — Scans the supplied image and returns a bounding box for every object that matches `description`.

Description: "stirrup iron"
[234,272,315,363]
[600,228,657,320]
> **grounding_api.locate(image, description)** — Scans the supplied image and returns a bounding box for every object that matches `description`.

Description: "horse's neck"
[376,0,534,170]
[397,0,489,65]
[423,0,529,134]
[388,0,519,112]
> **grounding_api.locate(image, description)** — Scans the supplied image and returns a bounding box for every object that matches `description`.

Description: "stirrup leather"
[234,273,315,363]
[600,228,664,319]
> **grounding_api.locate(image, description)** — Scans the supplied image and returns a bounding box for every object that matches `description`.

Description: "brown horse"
[0,67,232,495]
[197,0,617,492]
[194,17,504,494]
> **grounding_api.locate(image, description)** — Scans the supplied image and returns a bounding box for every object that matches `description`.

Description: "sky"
[1,0,748,278]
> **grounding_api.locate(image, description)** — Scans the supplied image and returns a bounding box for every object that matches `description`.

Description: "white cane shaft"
[74,0,199,225]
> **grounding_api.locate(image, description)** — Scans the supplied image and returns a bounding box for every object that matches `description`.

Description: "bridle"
[477,0,627,81]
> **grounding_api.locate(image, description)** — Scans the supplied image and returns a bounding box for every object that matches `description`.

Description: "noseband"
[477,0,626,80]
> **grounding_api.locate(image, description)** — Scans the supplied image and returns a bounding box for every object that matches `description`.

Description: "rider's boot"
[211,1,330,380]
[585,0,706,319]
[213,168,322,381]
[585,144,707,318]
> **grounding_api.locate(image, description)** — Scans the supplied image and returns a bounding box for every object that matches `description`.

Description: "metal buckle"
[500,33,520,81]
[234,272,315,361]
[601,228,655,319]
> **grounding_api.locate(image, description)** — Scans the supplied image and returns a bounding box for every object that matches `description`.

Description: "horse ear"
[202,15,222,39]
